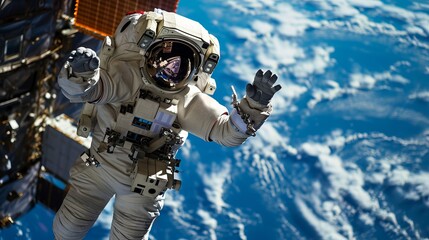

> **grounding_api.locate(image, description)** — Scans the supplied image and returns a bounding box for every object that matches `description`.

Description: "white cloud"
[409,91,429,102]
[227,212,248,240]
[349,71,409,90]
[406,25,427,36]
[387,167,410,186]
[310,0,362,17]
[359,213,375,226]
[389,61,411,71]
[253,122,286,150]
[291,46,335,78]
[319,154,368,202]
[300,140,375,211]
[250,20,274,35]
[283,83,308,100]
[225,1,321,37]
[320,14,404,36]
[236,122,289,195]
[335,3,360,17]
[347,0,383,8]
[312,0,429,41]
[197,209,218,229]
[301,142,331,157]
[199,161,231,213]
[243,121,290,158]
[350,73,377,89]
[374,72,410,84]
[381,5,415,22]
[164,192,196,232]
[324,92,429,126]
[269,81,307,115]
[225,37,305,81]
[256,38,306,70]
[223,0,264,15]
[415,16,429,36]
[295,197,348,240]
[270,3,321,37]
[197,209,218,240]
[387,168,429,206]
[180,139,192,159]
[364,3,429,37]
[223,53,257,84]
[308,81,356,109]
[229,27,257,40]
[295,131,422,238]
[412,3,429,11]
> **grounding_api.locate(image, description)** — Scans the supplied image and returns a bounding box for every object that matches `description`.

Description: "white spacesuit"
[53,10,281,240]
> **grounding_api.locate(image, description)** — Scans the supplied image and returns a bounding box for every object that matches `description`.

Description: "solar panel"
[74,0,179,39]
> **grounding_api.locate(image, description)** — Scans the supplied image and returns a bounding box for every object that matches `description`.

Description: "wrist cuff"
[230,108,248,134]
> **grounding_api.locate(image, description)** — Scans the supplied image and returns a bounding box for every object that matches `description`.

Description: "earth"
[1,0,429,239]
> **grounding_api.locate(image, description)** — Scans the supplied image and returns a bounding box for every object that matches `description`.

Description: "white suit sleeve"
[95,61,142,104]
[179,92,249,147]
[58,60,141,104]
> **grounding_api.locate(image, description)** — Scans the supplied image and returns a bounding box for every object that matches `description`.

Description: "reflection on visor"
[153,56,181,84]
[144,40,198,91]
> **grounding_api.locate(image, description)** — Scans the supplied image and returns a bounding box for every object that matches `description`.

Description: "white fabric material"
[230,108,248,134]
[53,154,163,240]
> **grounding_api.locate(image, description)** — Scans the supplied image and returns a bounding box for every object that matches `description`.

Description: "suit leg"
[109,193,165,240]
[53,160,114,240]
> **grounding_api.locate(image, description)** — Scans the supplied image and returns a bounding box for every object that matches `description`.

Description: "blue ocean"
[1,0,429,239]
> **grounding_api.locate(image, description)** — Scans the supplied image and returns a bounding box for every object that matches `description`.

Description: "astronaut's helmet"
[143,40,200,92]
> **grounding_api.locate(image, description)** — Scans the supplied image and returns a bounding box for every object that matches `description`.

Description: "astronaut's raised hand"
[246,69,282,107]
[230,69,282,136]
[66,47,100,80]
[58,47,101,102]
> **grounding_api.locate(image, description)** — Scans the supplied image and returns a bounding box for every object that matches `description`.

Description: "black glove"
[246,69,282,106]
[67,47,100,75]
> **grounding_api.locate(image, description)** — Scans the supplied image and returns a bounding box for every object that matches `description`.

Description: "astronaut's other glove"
[67,47,100,79]
[246,69,282,107]
[230,69,281,135]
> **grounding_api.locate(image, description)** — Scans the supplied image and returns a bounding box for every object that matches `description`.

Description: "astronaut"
[53,10,281,240]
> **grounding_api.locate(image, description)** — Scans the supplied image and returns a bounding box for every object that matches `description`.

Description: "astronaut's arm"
[179,92,248,147]
[208,96,274,147]
[180,70,281,147]
[58,47,140,104]
[210,113,250,147]
[184,69,281,147]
